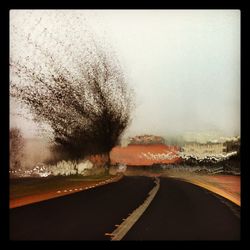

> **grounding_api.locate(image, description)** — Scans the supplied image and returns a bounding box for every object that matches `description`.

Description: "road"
[10,176,240,240]
[123,178,240,240]
[10,176,154,240]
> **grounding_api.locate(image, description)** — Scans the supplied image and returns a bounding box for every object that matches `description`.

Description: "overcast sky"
[10,10,240,140]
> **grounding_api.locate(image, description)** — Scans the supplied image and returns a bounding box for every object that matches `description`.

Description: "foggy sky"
[10,10,240,140]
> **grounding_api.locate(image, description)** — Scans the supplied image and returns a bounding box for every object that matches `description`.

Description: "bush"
[10,128,24,170]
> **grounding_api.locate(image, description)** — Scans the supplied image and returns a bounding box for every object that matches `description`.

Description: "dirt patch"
[110,144,181,166]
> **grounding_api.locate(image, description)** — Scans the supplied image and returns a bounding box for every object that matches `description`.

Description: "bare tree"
[10,14,134,164]
[10,128,24,170]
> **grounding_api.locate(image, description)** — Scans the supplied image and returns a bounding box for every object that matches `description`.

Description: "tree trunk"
[86,153,110,168]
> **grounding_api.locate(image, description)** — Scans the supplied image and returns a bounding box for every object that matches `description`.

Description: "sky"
[10,10,240,141]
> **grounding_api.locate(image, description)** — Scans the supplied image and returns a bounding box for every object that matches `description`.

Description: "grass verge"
[10,173,123,208]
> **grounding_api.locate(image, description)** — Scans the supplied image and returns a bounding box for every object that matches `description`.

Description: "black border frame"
[1,2,248,246]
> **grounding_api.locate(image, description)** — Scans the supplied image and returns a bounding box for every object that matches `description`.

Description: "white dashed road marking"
[55,176,119,197]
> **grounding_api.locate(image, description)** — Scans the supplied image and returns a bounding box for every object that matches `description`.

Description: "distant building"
[223,137,240,154]
[182,142,226,156]
[129,135,165,145]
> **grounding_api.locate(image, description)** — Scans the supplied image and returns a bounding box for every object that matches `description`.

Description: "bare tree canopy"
[10,11,134,161]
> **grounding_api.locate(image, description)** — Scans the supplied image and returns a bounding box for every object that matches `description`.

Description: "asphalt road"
[10,176,240,240]
[10,176,154,240]
[124,177,240,240]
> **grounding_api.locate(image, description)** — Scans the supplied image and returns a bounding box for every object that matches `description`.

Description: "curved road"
[123,177,240,240]
[10,176,154,240]
[10,176,240,240]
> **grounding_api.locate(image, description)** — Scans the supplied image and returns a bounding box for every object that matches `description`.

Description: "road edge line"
[175,177,240,206]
